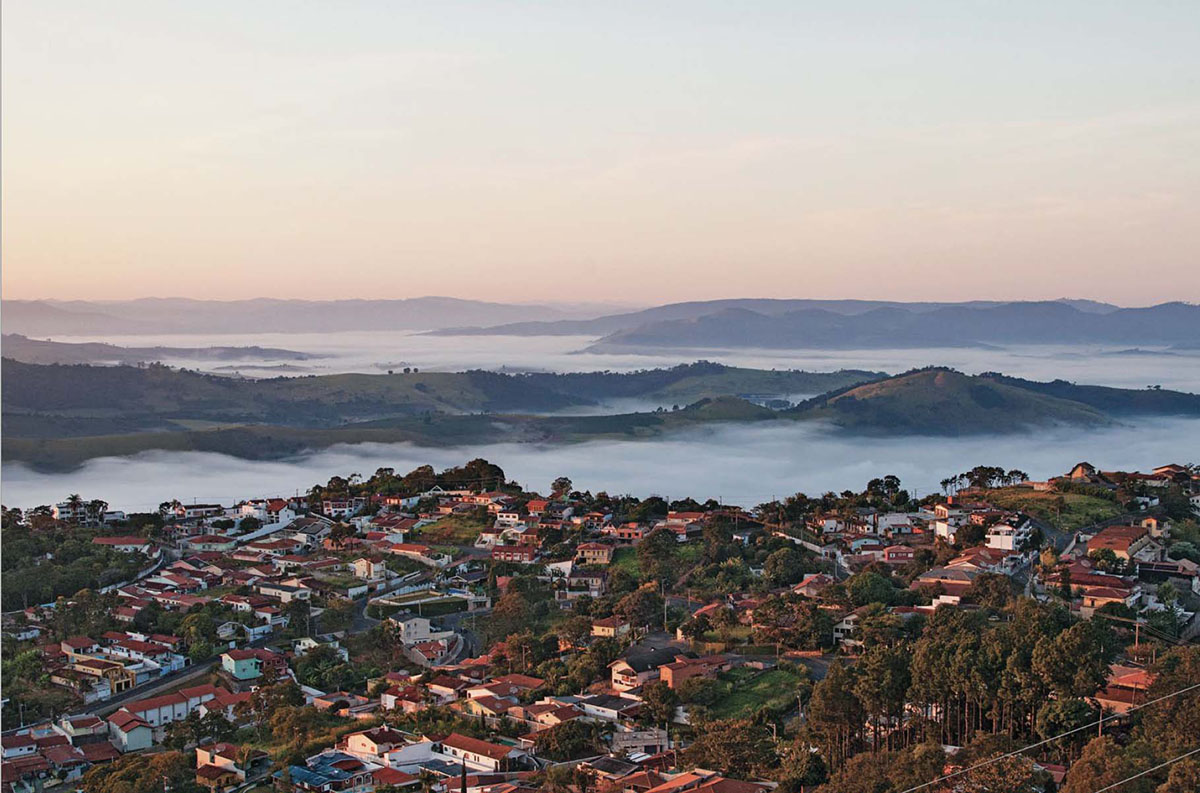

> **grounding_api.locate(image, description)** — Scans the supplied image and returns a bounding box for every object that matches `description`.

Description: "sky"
[3,1,1199,304]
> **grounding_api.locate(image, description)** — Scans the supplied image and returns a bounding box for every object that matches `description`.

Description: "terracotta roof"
[108,709,151,731]
[442,732,515,761]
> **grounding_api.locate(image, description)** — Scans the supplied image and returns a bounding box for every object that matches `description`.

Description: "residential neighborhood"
[3,459,1200,793]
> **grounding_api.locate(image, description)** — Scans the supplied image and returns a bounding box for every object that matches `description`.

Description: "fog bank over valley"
[32,330,1200,392]
[5,417,1198,513]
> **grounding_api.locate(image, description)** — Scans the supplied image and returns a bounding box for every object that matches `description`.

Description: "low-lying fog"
[44,331,1200,391]
[5,418,1198,513]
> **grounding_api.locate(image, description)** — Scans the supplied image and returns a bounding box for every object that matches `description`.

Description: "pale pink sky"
[3,2,1199,304]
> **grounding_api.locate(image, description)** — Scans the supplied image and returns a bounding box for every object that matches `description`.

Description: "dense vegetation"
[6,361,1198,470]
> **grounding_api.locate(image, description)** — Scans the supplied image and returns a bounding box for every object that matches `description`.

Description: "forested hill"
[516,362,882,402]
[1,334,317,365]
[0,360,878,439]
[791,369,1118,434]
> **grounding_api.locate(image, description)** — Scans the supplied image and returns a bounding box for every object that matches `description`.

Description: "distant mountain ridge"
[0,297,610,336]
[1,334,318,365]
[428,297,1125,339]
[585,301,1199,350]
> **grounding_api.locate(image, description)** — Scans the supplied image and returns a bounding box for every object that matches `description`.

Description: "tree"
[1156,758,1200,793]
[764,547,808,586]
[806,662,864,769]
[846,572,895,607]
[853,644,910,751]
[957,752,1040,793]
[282,598,311,637]
[1032,620,1115,698]
[321,597,357,632]
[327,523,357,548]
[615,587,663,629]
[637,528,678,585]
[1137,647,1200,756]
[683,718,777,778]
[751,595,833,651]
[81,751,201,793]
[639,680,679,726]
[1036,699,1098,761]
[488,591,531,642]
[963,573,1016,609]
[533,720,606,761]
[1062,736,1155,793]
[555,615,592,648]
[679,613,712,643]
[551,477,573,498]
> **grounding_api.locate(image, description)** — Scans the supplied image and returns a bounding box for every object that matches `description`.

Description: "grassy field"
[417,514,490,545]
[612,546,640,576]
[977,487,1122,531]
[708,666,807,719]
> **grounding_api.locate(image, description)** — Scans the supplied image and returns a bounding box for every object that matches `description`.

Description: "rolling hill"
[4,361,1197,469]
[1,334,317,365]
[790,368,1113,434]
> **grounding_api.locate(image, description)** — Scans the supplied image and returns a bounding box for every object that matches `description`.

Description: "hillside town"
[3,459,1200,793]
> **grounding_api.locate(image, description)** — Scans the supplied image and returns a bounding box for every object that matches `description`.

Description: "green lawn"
[708,667,807,719]
[417,514,489,545]
[612,546,641,576]
[978,487,1123,531]
[612,542,702,582]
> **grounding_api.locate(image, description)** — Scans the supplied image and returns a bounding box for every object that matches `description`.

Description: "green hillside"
[791,368,1112,434]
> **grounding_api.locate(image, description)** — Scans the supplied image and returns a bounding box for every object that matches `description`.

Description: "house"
[389,614,435,643]
[426,675,471,704]
[491,545,538,564]
[195,743,268,792]
[660,657,720,689]
[466,674,544,700]
[575,543,614,565]
[576,693,642,722]
[611,523,646,543]
[322,499,365,520]
[793,574,836,598]
[381,685,426,713]
[609,647,678,691]
[287,516,336,547]
[830,611,864,648]
[882,545,916,565]
[57,714,109,744]
[221,648,286,681]
[438,733,526,772]
[353,557,386,580]
[186,535,238,553]
[912,566,981,602]
[107,710,153,752]
[1088,525,1154,562]
[985,516,1035,552]
[256,582,312,603]
[91,536,153,554]
[1,735,37,760]
[280,751,377,793]
[592,616,631,639]
[340,726,409,762]
[1092,665,1156,715]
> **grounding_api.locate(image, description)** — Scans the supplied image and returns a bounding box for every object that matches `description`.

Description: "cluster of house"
[41,633,189,705]
[274,722,770,793]
[6,464,1197,793]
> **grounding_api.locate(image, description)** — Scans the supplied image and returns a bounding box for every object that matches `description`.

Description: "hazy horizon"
[3,294,1192,309]
[5,2,1200,303]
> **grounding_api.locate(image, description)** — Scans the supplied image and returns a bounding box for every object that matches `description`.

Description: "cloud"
[4,417,1197,513]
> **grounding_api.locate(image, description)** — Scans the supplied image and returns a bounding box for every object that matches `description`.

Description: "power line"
[1089,746,1200,792]
[898,682,1200,793]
